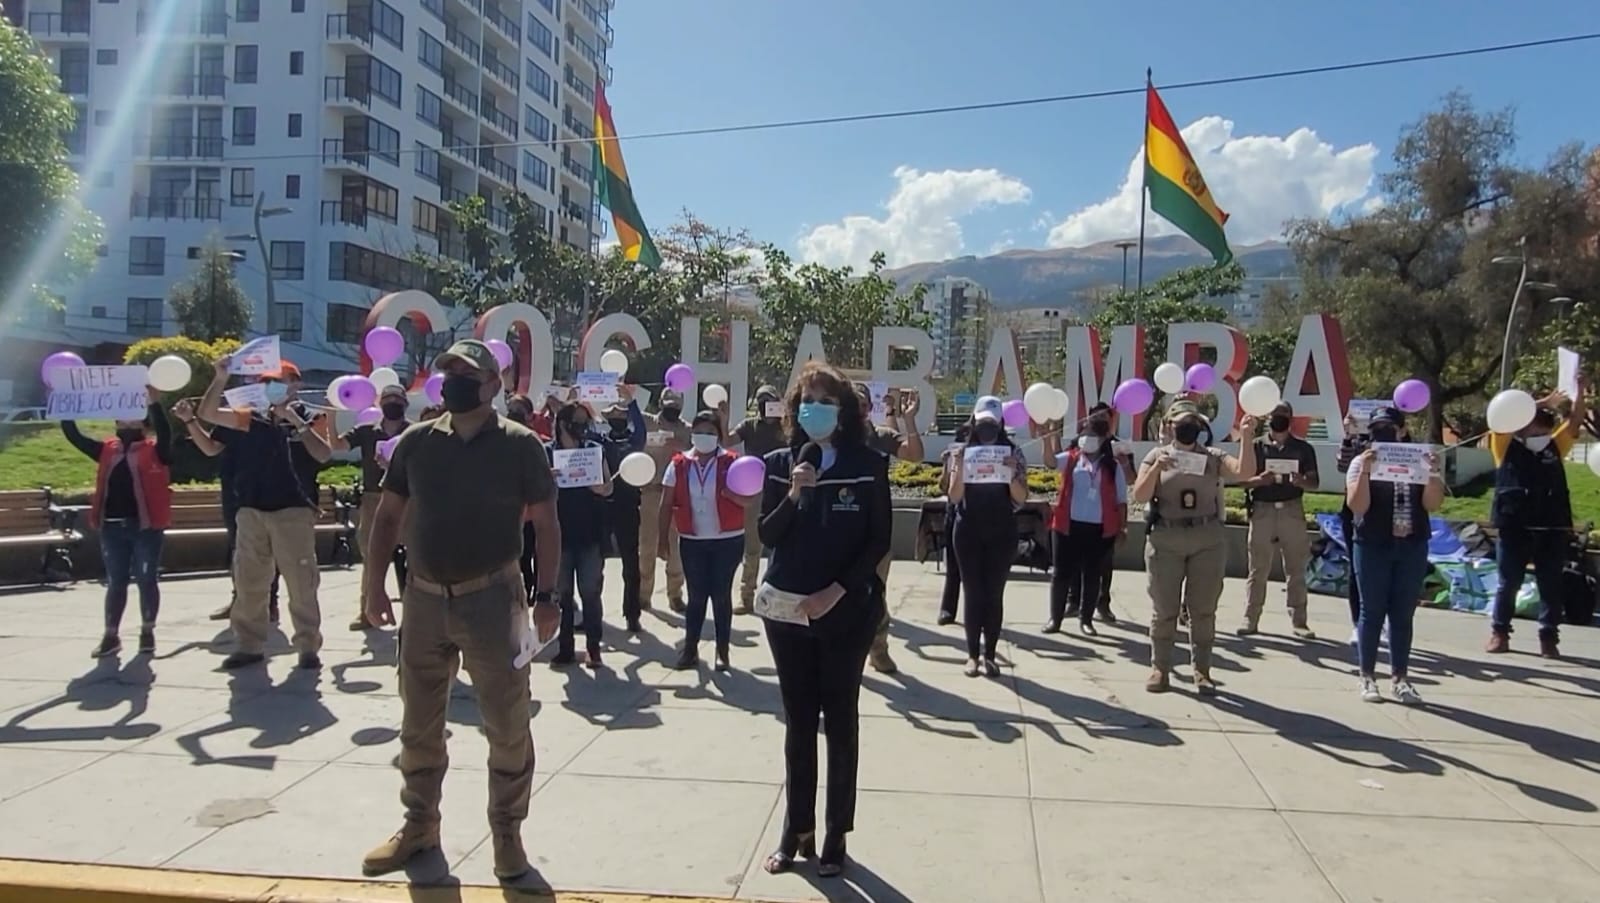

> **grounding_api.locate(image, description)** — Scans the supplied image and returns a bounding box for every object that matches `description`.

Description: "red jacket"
[1048,447,1123,538]
[90,438,173,531]
[670,450,744,536]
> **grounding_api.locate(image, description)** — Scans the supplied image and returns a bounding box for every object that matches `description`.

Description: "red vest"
[90,438,173,530]
[1049,447,1123,538]
[671,450,744,536]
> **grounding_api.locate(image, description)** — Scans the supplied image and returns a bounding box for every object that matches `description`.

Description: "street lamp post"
[1492,237,1561,392]
[225,192,293,329]
[1114,239,1137,293]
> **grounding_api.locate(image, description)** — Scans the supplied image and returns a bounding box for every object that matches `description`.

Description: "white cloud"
[798,166,1031,269]
[1046,117,1378,248]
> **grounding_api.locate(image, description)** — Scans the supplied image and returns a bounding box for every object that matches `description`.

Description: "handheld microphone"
[797,442,823,511]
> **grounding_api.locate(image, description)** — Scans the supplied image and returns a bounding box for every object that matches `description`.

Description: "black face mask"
[1173,420,1202,445]
[116,428,145,445]
[974,423,1001,444]
[440,374,484,414]
[567,419,590,436]
[1370,425,1399,443]
[607,417,628,434]
[381,402,407,421]
[1269,415,1292,434]
[660,405,682,423]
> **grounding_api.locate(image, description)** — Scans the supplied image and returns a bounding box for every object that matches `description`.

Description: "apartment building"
[920,275,991,379]
[9,0,613,377]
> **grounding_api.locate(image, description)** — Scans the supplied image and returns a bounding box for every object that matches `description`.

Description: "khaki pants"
[740,505,764,605]
[232,507,322,655]
[1146,523,1226,674]
[356,491,381,615]
[637,486,684,604]
[1244,499,1311,628]
[397,567,533,830]
[871,553,892,656]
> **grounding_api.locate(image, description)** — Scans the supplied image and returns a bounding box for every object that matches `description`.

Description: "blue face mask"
[264,382,289,405]
[796,401,839,440]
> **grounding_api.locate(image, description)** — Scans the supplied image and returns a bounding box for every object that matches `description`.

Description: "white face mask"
[1078,436,1101,455]
[691,434,719,455]
[1523,434,1553,453]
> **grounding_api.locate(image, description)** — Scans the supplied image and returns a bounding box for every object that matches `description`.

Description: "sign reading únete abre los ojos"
[358,290,1359,441]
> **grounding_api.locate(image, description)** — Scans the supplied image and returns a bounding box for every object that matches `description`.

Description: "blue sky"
[603,0,1598,270]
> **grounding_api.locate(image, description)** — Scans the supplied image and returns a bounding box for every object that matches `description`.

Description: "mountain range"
[882,235,1298,311]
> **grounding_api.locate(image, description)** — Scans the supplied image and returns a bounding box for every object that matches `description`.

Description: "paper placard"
[1347,399,1388,425]
[511,604,553,668]
[962,444,1013,484]
[646,430,671,448]
[866,380,889,424]
[1170,450,1209,476]
[1370,442,1432,485]
[764,400,785,418]
[223,383,270,410]
[45,366,149,420]
[754,583,809,626]
[543,384,571,402]
[230,335,280,376]
[1264,458,1299,475]
[552,445,604,488]
[1558,347,1580,401]
[575,371,619,405]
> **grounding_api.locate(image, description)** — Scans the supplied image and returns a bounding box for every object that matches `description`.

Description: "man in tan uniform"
[359,339,561,882]
[852,381,925,675]
[637,388,690,611]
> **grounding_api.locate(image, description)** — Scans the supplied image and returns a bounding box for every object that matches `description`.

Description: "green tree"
[1088,261,1240,366]
[1244,326,1299,380]
[166,244,253,341]
[0,20,101,314]
[1287,92,1600,441]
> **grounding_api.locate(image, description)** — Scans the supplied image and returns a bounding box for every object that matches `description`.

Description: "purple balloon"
[485,339,513,371]
[355,406,382,427]
[1394,378,1430,414]
[1184,363,1217,393]
[376,436,400,463]
[423,371,445,405]
[338,376,377,411]
[1113,378,1155,415]
[664,363,694,393]
[1001,399,1029,429]
[726,455,766,496]
[364,326,405,367]
[40,350,85,387]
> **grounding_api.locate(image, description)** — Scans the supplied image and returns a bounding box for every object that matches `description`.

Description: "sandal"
[763,831,815,874]
[963,659,980,678]
[818,833,848,878]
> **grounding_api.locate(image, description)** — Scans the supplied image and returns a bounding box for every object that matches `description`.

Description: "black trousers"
[1096,542,1115,608]
[1341,508,1360,624]
[1050,524,1113,624]
[766,610,875,837]
[952,517,1013,660]
[609,499,642,621]
[939,516,961,620]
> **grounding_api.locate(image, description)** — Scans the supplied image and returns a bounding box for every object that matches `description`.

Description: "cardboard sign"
[1371,442,1432,485]
[552,445,604,488]
[575,371,619,405]
[45,366,149,420]
[962,445,1012,484]
[223,383,270,410]
[230,335,281,376]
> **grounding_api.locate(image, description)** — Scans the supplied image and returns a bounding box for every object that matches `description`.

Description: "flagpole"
[1135,67,1150,322]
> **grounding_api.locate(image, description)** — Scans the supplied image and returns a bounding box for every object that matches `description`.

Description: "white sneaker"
[1392,679,1423,706]
[1349,627,1358,645]
[1358,675,1383,703]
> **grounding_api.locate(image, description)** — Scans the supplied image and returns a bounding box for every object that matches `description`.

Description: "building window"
[344,115,400,166]
[95,49,117,65]
[415,86,442,128]
[418,30,443,74]
[414,142,439,183]
[526,60,552,102]
[232,107,256,146]
[128,237,165,276]
[289,51,304,75]
[237,0,260,22]
[287,113,302,137]
[521,151,551,191]
[325,303,367,345]
[328,241,425,292]
[527,13,552,57]
[126,297,164,336]
[234,45,257,84]
[291,0,304,12]
[269,302,303,342]
[371,0,404,50]
[421,0,444,22]
[269,240,305,280]
[230,168,254,205]
[59,48,89,94]
[366,56,402,107]
[285,174,301,198]
[524,105,551,142]
[342,175,399,224]
[412,198,445,237]
[93,109,110,126]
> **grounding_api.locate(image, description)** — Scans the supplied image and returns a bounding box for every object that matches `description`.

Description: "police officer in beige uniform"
[359,339,561,882]
[637,389,691,611]
[1132,398,1257,695]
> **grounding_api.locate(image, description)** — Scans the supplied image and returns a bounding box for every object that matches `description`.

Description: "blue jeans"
[1353,538,1430,677]
[1491,529,1567,638]
[680,535,743,651]
[557,542,606,654]
[101,522,164,633]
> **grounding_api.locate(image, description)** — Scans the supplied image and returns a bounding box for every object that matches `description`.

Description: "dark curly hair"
[783,361,866,449]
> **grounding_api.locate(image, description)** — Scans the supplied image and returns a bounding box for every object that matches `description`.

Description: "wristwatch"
[532,590,554,605]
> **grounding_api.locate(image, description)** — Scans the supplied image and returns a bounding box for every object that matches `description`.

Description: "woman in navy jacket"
[756,361,892,879]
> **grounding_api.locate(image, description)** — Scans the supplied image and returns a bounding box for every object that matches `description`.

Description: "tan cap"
[430,339,498,376]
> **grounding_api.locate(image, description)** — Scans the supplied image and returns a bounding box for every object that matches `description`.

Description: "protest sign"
[575,371,619,405]
[865,380,889,423]
[1371,442,1432,485]
[1559,347,1581,401]
[230,335,281,376]
[1170,449,1210,476]
[223,383,270,410]
[1264,458,1300,475]
[552,445,604,488]
[962,445,1013,484]
[45,366,150,420]
[1347,399,1388,424]
[764,400,785,418]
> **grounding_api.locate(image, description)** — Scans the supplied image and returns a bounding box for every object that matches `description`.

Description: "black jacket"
[759,443,892,637]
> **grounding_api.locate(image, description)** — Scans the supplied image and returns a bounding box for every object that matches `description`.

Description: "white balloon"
[599,349,629,375]
[1050,388,1071,422]
[325,375,352,410]
[1153,362,1185,394]
[1023,382,1056,423]
[1587,445,1600,479]
[1238,376,1282,417]
[702,383,729,407]
[1486,389,1537,434]
[369,367,401,389]
[146,355,192,392]
[618,451,656,487]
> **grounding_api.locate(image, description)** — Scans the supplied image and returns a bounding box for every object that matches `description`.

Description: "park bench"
[165,485,357,567]
[0,489,81,583]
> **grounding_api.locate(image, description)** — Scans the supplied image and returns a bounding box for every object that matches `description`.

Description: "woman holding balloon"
[659,410,764,670]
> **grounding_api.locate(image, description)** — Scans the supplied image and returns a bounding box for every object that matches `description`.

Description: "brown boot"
[1194,670,1217,696]
[869,646,898,675]
[1485,631,1510,654]
[492,829,530,881]
[362,823,440,876]
[1540,634,1560,660]
[349,613,373,631]
[1145,668,1171,693]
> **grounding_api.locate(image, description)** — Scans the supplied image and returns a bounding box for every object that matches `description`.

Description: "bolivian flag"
[593,81,662,269]
[1145,81,1232,264]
